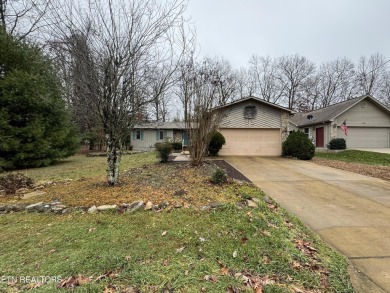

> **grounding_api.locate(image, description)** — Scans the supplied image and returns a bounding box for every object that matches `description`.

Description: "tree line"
[1,0,389,185]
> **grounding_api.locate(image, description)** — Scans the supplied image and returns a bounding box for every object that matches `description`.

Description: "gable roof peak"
[290,95,389,127]
[215,96,294,113]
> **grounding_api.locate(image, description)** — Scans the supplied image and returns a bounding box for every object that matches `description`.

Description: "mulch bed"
[312,157,390,181]
[211,160,251,183]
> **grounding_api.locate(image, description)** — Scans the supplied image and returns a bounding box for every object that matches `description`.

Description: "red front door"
[316,127,324,147]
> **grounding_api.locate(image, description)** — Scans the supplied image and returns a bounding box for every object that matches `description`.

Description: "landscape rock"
[88,205,98,214]
[52,204,67,209]
[51,206,65,213]
[262,196,273,204]
[209,202,226,208]
[246,199,258,208]
[0,205,6,211]
[5,204,27,212]
[62,208,72,214]
[97,204,117,211]
[25,202,44,211]
[157,202,169,210]
[127,201,144,212]
[200,205,211,211]
[144,201,153,210]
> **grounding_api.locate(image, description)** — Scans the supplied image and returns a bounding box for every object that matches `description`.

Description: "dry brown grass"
[0,162,244,207]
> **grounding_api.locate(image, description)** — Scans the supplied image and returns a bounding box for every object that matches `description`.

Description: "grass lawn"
[0,152,353,292]
[7,152,159,182]
[315,150,390,166]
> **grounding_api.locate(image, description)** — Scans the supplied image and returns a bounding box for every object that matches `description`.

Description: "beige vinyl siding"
[131,129,174,151]
[219,100,282,129]
[336,100,390,127]
[219,129,281,156]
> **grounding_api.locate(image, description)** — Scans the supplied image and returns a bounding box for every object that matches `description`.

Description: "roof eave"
[214,96,294,113]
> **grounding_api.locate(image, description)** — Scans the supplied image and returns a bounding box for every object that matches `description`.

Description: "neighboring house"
[215,97,294,156]
[131,121,187,151]
[289,95,390,148]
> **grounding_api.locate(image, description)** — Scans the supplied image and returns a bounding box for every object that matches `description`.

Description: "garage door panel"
[219,129,281,156]
[339,127,390,148]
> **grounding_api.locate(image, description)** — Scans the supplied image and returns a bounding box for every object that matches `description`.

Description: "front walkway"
[225,157,390,293]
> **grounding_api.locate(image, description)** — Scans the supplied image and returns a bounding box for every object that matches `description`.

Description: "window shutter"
[156,130,159,140]
[164,130,168,139]
[132,130,136,140]
[141,131,144,140]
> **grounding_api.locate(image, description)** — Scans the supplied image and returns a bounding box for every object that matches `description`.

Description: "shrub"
[282,130,315,160]
[208,131,226,156]
[155,141,173,163]
[171,141,182,151]
[211,168,228,184]
[0,173,34,195]
[327,138,346,150]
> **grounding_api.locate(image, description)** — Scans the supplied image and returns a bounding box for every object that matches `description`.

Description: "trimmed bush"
[211,168,227,184]
[208,131,226,156]
[0,173,34,195]
[155,141,173,163]
[282,130,315,160]
[171,141,182,151]
[327,138,346,150]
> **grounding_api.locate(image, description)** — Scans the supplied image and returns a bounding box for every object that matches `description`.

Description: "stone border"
[0,197,270,215]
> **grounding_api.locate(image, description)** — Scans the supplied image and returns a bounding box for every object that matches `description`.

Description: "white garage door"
[346,127,390,148]
[218,128,281,156]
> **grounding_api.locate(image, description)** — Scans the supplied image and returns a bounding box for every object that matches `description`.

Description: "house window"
[159,130,164,140]
[136,130,141,140]
[244,105,257,119]
[304,128,309,136]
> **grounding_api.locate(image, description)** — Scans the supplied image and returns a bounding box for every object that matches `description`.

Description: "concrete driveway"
[225,157,390,293]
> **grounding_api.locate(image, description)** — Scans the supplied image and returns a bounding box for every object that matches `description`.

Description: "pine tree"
[0,31,79,170]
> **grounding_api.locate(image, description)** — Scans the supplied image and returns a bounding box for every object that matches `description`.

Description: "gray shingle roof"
[289,95,389,127]
[133,121,185,130]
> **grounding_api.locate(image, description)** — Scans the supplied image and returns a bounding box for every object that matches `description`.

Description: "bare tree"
[185,59,227,166]
[50,0,189,185]
[355,53,388,96]
[206,57,238,104]
[314,57,356,108]
[0,0,52,40]
[277,54,315,110]
[379,70,390,106]
[236,67,255,98]
[249,55,284,103]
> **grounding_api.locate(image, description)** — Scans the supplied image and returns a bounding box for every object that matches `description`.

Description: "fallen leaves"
[57,271,120,290]
[312,157,390,181]
[176,246,185,253]
[12,161,241,208]
[295,239,318,257]
[203,275,218,282]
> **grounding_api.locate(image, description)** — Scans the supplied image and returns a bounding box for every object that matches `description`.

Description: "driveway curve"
[225,157,390,293]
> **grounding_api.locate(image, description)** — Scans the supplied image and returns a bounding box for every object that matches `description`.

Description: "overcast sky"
[185,0,390,68]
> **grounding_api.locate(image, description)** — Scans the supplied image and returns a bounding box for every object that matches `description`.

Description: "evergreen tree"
[0,31,79,170]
